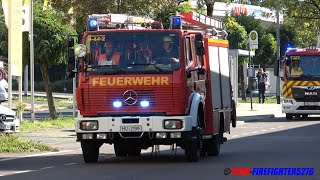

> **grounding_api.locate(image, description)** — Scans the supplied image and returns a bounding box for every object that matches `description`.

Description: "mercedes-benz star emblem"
[123,90,138,105]
[0,115,6,121]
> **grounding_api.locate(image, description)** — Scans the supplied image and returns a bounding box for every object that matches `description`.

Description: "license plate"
[0,124,10,130]
[304,102,318,106]
[120,125,142,132]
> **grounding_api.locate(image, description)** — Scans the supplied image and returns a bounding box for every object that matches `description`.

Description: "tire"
[302,114,308,118]
[81,141,101,163]
[286,114,293,120]
[206,135,220,156]
[294,114,301,118]
[114,143,128,157]
[185,112,203,162]
[127,145,141,156]
[185,141,200,162]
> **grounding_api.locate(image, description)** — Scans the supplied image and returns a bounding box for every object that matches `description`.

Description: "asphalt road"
[1,116,320,180]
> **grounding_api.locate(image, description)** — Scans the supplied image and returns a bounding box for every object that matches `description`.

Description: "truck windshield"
[85,32,180,74]
[285,55,320,79]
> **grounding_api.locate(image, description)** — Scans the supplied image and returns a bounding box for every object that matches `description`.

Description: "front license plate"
[0,124,10,130]
[304,102,318,106]
[120,125,142,132]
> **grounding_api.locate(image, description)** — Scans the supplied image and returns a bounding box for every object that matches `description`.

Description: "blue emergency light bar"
[87,18,98,31]
[170,16,182,29]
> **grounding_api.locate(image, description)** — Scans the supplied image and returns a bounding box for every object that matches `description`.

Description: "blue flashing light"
[113,101,122,108]
[140,100,150,108]
[88,18,98,31]
[171,16,182,29]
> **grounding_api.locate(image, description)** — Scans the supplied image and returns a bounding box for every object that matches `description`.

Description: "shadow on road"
[1,123,320,179]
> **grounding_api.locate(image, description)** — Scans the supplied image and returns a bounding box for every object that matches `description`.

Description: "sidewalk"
[12,91,72,100]
[236,102,284,122]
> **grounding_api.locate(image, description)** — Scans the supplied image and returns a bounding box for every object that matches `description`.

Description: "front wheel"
[185,141,200,162]
[302,114,308,118]
[286,114,293,120]
[81,141,102,163]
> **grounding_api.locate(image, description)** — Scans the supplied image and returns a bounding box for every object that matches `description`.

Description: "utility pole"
[30,0,35,121]
[276,0,281,104]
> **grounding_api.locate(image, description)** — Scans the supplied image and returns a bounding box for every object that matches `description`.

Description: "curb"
[237,114,275,122]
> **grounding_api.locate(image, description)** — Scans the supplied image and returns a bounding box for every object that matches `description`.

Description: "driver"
[156,36,179,65]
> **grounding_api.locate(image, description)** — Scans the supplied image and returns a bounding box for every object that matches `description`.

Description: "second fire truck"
[67,12,236,163]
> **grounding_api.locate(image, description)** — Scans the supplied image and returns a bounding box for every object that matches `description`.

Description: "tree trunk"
[206,3,213,17]
[240,65,247,100]
[39,60,57,119]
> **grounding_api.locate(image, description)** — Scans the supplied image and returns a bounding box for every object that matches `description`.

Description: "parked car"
[0,78,20,133]
[0,79,8,102]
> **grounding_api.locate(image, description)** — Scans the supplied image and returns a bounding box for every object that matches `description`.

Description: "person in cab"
[94,41,121,66]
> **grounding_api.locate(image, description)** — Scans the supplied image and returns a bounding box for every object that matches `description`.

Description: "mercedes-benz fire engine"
[67,12,236,163]
[277,48,320,120]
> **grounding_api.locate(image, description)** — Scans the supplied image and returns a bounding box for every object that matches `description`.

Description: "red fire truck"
[67,12,236,163]
[275,47,320,120]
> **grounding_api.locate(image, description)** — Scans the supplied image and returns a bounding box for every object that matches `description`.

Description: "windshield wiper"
[93,65,125,74]
[128,63,167,73]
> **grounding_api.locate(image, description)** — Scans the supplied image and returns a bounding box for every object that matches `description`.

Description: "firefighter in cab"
[95,41,121,66]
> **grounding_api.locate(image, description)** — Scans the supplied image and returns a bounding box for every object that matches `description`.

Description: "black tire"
[302,114,308,118]
[127,145,141,156]
[81,141,101,163]
[286,114,293,120]
[114,143,128,157]
[294,114,301,118]
[206,135,220,156]
[185,141,200,162]
[185,112,203,162]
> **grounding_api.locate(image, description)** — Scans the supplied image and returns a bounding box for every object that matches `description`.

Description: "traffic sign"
[249,30,258,49]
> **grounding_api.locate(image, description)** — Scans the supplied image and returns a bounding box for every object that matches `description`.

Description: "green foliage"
[32,3,74,67]
[224,16,248,50]
[239,96,278,104]
[20,116,74,133]
[0,134,57,152]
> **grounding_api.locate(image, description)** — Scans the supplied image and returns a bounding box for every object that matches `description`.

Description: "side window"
[185,37,192,67]
[191,37,198,67]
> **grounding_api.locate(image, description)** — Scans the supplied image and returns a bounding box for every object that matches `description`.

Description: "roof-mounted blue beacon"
[170,16,182,29]
[87,18,98,31]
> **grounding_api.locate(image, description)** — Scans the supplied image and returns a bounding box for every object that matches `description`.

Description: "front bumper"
[0,119,20,133]
[282,98,320,114]
[75,115,194,141]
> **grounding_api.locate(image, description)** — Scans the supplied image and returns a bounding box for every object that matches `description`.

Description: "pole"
[30,0,35,120]
[72,0,76,117]
[24,65,28,96]
[18,76,22,121]
[248,42,252,110]
[276,0,281,104]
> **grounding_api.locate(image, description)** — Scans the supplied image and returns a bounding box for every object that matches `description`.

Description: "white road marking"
[261,130,267,132]
[231,135,239,138]
[13,170,35,174]
[0,150,74,162]
[40,166,55,170]
[242,133,249,135]
[64,163,77,166]
[251,131,258,134]
[278,126,284,128]
[270,128,276,130]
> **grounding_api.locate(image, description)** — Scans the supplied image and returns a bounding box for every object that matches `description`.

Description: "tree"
[24,3,74,119]
[224,16,248,100]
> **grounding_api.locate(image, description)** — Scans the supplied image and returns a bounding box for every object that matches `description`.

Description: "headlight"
[80,121,98,131]
[283,99,293,104]
[74,44,87,58]
[164,119,183,129]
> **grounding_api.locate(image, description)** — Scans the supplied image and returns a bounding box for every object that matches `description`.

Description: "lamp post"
[276,0,281,104]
